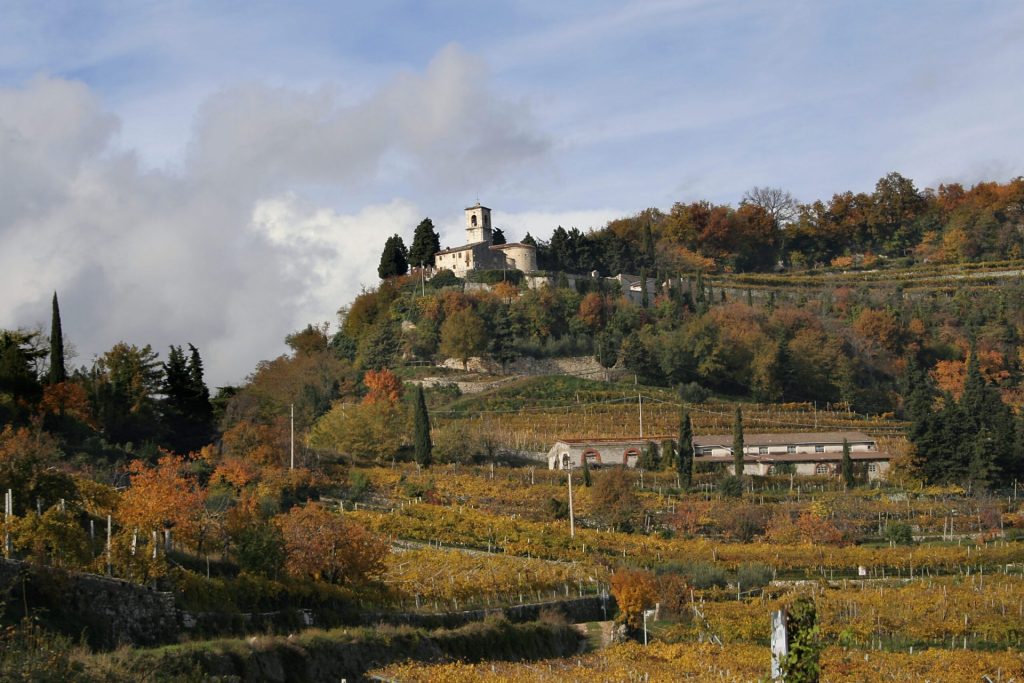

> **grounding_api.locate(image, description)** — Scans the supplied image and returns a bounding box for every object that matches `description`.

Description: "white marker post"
[567,468,575,539]
[771,608,788,680]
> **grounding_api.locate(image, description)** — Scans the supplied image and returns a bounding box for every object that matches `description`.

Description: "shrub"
[678,382,710,403]
[735,563,773,590]
[884,522,914,545]
[687,562,728,590]
[718,475,743,498]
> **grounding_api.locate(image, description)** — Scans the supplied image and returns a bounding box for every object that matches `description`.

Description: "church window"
[471,215,478,227]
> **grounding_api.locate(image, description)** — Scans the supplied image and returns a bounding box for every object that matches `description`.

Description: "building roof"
[694,451,891,463]
[435,241,489,256]
[465,203,491,211]
[552,437,675,446]
[489,242,536,251]
[692,432,875,448]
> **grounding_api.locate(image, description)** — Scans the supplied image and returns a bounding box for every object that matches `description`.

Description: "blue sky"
[1,1,1022,383]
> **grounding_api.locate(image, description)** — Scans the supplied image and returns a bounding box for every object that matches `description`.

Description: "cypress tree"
[678,408,694,488]
[639,268,649,308]
[732,406,744,478]
[581,454,592,487]
[841,438,854,489]
[408,218,441,268]
[378,234,409,279]
[48,292,65,385]
[413,385,432,468]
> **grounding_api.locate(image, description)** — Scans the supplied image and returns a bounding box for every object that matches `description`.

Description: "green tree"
[581,454,592,487]
[781,596,821,682]
[639,268,649,308]
[491,227,506,245]
[87,342,163,445]
[638,441,658,470]
[678,409,694,488]
[841,438,854,489]
[408,218,441,268]
[48,292,65,385]
[439,307,487,369]
[732,406,744,478]
[378,234,409,279]
[413,385,432,468]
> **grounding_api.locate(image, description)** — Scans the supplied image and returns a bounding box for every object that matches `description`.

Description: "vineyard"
[371,641,1024,682]
[428,376,910,452]
[340,456,1024,681]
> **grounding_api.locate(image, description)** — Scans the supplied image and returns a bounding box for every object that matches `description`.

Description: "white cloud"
[0,45,549,386]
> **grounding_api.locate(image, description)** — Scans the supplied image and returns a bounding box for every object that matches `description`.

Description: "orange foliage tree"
[610,569,657,629]
[274,503,388,585]
[364,368,403,404]
[118,454,207,549]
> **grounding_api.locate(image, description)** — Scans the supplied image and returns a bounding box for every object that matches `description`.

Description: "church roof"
[435,241,489,256]
[465,203,491,211]
[489,242,536,251]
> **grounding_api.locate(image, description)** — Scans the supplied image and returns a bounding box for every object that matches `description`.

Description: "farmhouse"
[547,437,674,470]
[547,431,891,480]
[692,431,891,480]
[433,203,537,277]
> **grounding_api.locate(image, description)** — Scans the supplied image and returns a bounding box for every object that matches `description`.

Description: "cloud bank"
[0,45,549,385]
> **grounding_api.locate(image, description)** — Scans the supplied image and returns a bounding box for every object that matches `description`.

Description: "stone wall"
[0,559,178,649]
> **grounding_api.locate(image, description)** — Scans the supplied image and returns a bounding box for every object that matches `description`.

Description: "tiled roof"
[692,432,875,447]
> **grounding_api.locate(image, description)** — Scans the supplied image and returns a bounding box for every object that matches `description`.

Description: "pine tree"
[186,344,214,435]
[48,292,66,385]
[732,406,744,478]
[413,385,432,468]
[378,234,409,279]
[491,227,506,245]
[841,438,854,489]
[408,218,441,268]
[678,408,694,489]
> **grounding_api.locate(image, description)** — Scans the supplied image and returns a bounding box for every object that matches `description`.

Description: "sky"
[1,1,1022,386]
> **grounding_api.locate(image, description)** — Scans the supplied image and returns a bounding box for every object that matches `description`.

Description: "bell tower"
[465,202,492,244]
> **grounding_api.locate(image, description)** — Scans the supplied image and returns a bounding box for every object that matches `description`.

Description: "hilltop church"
[433,203,537,277]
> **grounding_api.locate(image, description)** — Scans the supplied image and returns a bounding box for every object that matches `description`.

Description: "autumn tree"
[363,368,403,403]
[309,397,406,462]
[439,307,487,369]
[0,426,76,516]
[591,468,639,531]
[610,569,657,630]
[741,186,799,226]
[275,503,388,585]
[119,454,207,550]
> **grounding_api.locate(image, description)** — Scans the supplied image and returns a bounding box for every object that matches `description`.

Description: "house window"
[787,445,796,454]
[758,446,768,455]
[698,447,713,456]
[868,462,878,473]
[814,445,825,453]
[815,463,829,475]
